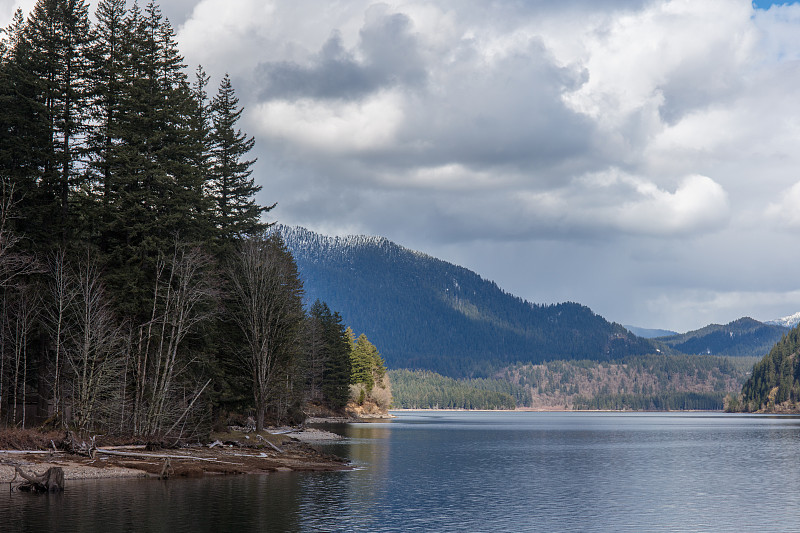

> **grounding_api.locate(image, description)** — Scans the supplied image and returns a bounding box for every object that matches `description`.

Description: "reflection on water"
[4,412,800,532]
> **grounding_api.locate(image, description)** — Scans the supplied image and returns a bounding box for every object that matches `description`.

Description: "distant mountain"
[766,312,800,329]
[625,325,678,339]
[276,226,658,377]
[655,317,789,358]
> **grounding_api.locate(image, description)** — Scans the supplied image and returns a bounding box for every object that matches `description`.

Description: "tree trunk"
[14,466,65,492]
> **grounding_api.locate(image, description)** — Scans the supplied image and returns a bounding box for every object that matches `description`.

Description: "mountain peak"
[766,312,800,329]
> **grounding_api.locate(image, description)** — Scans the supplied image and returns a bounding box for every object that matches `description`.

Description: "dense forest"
[279,225,659,377]
[0,0,387,438]
[389,369,523,410]
[732,324,800,412]
[390,355,752,411]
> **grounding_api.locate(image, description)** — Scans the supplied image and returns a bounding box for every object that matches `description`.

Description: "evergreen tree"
[321,309,351,409]
[103,2,210,316]
[22,0,94,244]
[209,73,272,241]
[86,0,127,247]
[351,333,386,393]
[304,299,329,402]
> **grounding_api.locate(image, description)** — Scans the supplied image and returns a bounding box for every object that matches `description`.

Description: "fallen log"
[14,466,64,492]
[95,448,239,465]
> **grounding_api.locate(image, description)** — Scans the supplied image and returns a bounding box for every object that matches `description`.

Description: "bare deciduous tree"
[227,233,304,431]
[4,283,39,428]
[64,255,128,434]
[43,249,74,424]
[133,241,217,438]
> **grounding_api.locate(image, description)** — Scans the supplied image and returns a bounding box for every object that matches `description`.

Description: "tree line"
[389,369,519,410]
[732,325,800,412]
[0,0,386,439]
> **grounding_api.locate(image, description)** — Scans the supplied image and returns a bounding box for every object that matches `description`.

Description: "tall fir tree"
[22,0,94,245]
[86,0,127,247]
[103,2,211,316]
[209,73,272,242]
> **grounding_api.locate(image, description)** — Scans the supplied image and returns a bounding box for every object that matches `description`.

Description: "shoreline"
[390,407,728,413]
[1,428,350,484]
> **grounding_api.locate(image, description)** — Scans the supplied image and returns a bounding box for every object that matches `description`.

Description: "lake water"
[3,411,800,532]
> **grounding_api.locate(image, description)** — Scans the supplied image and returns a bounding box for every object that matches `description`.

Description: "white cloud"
[252,90,405,154]
[512,171,729,237]
[766,181,800,229]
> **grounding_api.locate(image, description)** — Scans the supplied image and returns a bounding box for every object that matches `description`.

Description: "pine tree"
[351,334,377,391]
[209,74,272,241]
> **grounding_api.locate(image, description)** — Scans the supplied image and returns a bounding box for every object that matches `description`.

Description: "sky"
[4,0,800,333]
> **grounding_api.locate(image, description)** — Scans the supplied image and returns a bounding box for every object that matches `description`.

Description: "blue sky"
[6,0,800,333]
[754,1,798,8]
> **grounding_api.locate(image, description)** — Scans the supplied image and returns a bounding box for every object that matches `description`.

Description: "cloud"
[766,181,800,229]
[8,0,800,330]
[256,7,427,101]
[444,171,731,241]
[252,90,405,154]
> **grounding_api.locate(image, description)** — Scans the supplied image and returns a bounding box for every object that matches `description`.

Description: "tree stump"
[14,466,65,492]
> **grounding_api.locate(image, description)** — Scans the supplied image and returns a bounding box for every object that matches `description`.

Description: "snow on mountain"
[766,312,800,328]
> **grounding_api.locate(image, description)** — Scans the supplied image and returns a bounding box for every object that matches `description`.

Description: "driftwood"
[14,466,64,492]
[256,434,284,454]
[95,448,238,465]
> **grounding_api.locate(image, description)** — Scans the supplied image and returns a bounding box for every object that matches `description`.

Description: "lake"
[3,411,800,532]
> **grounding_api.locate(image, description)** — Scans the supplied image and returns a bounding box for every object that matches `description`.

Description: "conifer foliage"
[0,0,387,437]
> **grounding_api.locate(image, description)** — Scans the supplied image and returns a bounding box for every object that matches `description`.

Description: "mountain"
[624,325,678,338]
[276,226,658,377]
[766,311,800,329]
[655,317,789,358]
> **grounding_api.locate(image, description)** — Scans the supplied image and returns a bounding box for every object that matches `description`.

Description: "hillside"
[655,317,788,357]
[389,356,752,411]
[276,226,658,377]
[736,325,800,412]
[497,355,749,410]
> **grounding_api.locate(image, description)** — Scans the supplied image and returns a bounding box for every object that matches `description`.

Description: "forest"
[0,0,387,439]
[389,369,523,410]
[389,355,753,411]
[733,324,800,412]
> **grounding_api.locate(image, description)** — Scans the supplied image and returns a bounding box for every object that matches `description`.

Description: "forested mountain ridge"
[655,317,788,358]
[277,225,659,377]
[734,324,800,412]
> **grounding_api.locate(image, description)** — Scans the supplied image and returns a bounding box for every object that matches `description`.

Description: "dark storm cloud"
[256,11,426,101]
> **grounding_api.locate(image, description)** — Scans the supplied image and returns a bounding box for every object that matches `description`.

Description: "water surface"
[3,411,800,532]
